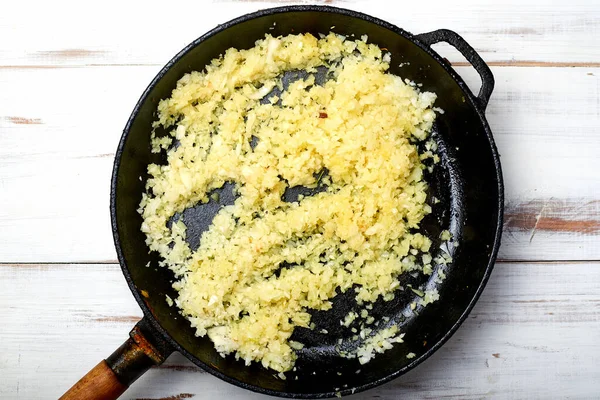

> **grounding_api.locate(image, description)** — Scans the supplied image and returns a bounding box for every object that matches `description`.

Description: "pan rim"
[110,4,504,399]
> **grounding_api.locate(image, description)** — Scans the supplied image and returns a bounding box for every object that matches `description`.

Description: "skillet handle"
[415,29,495,110]
[59,318,173,400]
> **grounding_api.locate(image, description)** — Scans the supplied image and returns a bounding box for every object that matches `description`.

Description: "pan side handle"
[59,318,173,400]
[415,29,495,110]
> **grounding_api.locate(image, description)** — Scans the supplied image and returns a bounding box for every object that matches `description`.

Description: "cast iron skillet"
[61,5,503,400]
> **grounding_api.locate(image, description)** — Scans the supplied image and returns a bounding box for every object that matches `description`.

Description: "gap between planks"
[2,61,600,70]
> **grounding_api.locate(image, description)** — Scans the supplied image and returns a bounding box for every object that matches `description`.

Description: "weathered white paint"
[1,1,599,399]
[0,0,599,67]
[0,263,598,399]
[0,66,598,262]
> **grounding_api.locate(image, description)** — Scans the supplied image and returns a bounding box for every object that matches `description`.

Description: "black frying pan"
[61,5,503,400]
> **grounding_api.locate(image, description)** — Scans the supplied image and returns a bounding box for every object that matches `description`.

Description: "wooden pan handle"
[59,360,127,400]
[60,320,173,400]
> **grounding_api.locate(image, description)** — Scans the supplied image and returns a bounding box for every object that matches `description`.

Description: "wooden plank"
[0,262,598,399]
[0,65,598,262]
[456,66,600,261]
[0,66,155,263]
[0,0,599,68]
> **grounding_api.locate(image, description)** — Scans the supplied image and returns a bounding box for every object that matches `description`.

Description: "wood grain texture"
[59,360,127,400]
[0,0,599,68]
[505,199,600,235]
[0,66,598,262]
[1,2,599,398]
[5,116,43,125]
[0,262,598,399]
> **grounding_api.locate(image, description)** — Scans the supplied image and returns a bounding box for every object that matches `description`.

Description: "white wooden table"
[1,0,599,398]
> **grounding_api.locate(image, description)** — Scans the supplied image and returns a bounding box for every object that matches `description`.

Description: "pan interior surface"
[112,7,502,398]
